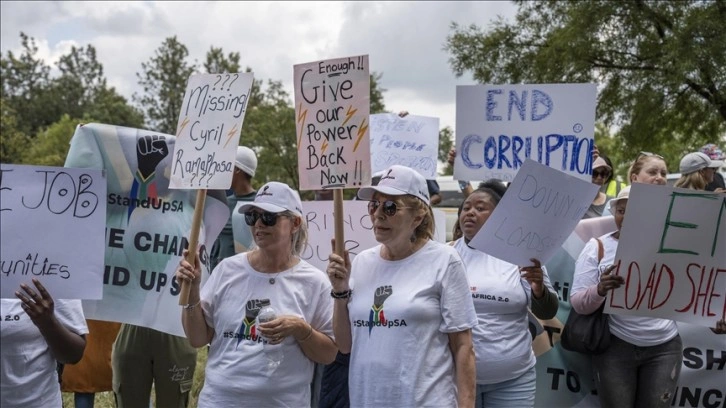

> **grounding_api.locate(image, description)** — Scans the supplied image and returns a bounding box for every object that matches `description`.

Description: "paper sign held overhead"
[294,55,371,190]
[468,159,598,266]
[606,184,725,327]
[455,83,596,182]
[170,72,254,189]
[370,113,440,179]
[0,164,107,299]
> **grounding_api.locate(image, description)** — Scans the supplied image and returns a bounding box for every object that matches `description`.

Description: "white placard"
[455,83,596,182]
[170,72,254,189]
[606,184,726,327]
[300,201,446,272]
[370,113,440,179]
[469,159,598,266]
[0,164,107,299]
[294,55,371,190]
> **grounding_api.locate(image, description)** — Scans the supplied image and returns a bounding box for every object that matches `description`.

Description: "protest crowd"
[2,59,726,408]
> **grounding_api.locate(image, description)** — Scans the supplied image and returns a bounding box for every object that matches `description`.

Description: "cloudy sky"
[1,1,516,131]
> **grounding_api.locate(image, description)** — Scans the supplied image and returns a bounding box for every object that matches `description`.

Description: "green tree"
[242,80,298,189]
[0,97,30,163]
[370,72,386,114]
[23,114,83,166]
[0,32,52,135]
[204,47,240,74]
[439,127,454,175]
[135,36,197,134]
[445,0,726,171]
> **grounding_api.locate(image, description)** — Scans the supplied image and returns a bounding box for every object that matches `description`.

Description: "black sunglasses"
[368,200,409,216]
[592,169,611,179]
[244,211,284,226]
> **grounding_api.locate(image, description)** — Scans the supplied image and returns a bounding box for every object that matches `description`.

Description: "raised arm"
[176,250,215,348]
[16,279,86,364]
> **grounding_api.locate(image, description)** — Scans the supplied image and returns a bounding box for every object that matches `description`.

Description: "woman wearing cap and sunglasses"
[327,164,477,407]
[176,181,337,407]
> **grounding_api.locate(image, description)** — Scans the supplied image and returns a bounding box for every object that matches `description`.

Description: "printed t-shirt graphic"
[236,298,265,348]
[368,285,392,335]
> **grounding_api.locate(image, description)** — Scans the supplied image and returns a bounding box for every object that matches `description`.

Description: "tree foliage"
[445,0,726,172]
[135,36,197,134]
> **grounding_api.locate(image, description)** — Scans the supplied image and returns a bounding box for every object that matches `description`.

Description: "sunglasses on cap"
[368,200,410,217]
[244,211,287,227]
[592,169,612,179]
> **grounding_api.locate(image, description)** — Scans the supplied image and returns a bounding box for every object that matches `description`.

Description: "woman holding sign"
[452,180,558,407]
[176,181,337,407]
[327,164,477,408]
[1,279,88,407]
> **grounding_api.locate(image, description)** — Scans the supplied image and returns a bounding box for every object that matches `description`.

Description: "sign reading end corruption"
[294,55,371,190]
[170,72,254,189]
[454,83,596,183]
[607,184,726,327]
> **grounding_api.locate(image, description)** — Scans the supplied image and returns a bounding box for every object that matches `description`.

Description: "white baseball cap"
[238,182,303,216]
[357,165,430,206]
[235,146,258,177]
[679,152,723,174]
[608,185,631,211]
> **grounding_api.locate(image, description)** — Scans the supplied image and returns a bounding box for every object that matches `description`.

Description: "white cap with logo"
[357,165,430,206]
[238,182,303,216]
[235,146,258,177]
[679,152,723,174]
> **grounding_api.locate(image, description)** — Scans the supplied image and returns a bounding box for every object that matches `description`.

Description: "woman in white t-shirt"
[452,180,558,407]
[571,184,726,408]
[1,278,88,407]
[327,165,478,407]
[176,182,337,407]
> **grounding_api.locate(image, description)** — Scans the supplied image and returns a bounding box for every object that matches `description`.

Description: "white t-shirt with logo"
[453,238,555,384]
[571,233,678,346]
[1,299,88,407]
[198,253,334,407]
[347,240,477,407]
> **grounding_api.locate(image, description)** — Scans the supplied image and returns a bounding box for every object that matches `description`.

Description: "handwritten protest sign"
[170,72,254,189]
[606,184,726,327]
[469,159,598,266]
[296,201,446,271]
[455,83,596,182]
[65,123,229,336]
[294,55,371,190]
[533,215,722,407]
[0,164,106,299]
[370,113,440,179]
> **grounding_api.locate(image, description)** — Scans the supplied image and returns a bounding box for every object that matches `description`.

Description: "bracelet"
[298,324,314,343]
[183,300,201,310]
[330,289,353,299]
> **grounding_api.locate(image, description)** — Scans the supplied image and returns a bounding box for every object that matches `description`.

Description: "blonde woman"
[674,151,723,191]
[176,182,336,407]
[327,165,477,407]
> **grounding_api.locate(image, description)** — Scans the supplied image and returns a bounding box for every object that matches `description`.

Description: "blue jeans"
[476,367,536,408]
[592,334,682,408]
[74,393,94,408]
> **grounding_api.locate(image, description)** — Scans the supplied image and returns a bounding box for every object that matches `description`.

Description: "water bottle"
[256,299,283,370]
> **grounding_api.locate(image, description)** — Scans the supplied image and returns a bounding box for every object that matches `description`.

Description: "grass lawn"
[61,347,208,408]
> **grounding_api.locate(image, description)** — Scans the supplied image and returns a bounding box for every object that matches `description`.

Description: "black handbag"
[561,237,611,355]
[560,301,610,354]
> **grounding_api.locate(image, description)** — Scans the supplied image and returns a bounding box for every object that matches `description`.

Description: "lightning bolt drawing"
[353,118,368,152]
[223,124,238,148]
[176,117,190,137]
[297,103,308,151]
[321,140,329,154]
[342,105,358,127]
